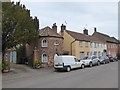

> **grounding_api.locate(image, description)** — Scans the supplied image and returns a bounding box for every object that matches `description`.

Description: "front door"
[80,52,84,59]
[10,51,17,64]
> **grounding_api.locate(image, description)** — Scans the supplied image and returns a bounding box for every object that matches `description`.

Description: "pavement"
[2,61,118,88]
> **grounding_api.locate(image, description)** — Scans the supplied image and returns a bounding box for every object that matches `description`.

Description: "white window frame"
[42,38,48,47]
[42,53,48,63]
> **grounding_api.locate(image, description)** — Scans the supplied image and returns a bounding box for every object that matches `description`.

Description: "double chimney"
[52,23,66,34]
[83,27,97,35]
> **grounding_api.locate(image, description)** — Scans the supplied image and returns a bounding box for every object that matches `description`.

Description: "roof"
[92,32,118,43]
[66,30,91,42]
[39,26,63,38]
[90,35,106,43]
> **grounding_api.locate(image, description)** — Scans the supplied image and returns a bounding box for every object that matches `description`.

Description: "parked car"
[113,56,118,61]
[54,55,85,72]
[106,55,115,62]
[80,55,100,67]
[98,56,110,64]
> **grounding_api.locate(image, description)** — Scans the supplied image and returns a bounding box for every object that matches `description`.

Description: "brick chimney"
[94,27,97,32]
[61,24,66,36]
[83,28,88,35]
[52,23,57,33]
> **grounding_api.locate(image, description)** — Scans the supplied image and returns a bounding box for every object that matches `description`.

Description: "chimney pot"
[52,23,57,33]
[94,27,97,32]
[61,24,66,36]
[83,28,88,35]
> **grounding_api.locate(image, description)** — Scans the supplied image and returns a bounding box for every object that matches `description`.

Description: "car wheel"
[103,61,106,64]
[97,61,100,65]
[81,64,85,69]
[66,66,71,72]
[89,62,92,67]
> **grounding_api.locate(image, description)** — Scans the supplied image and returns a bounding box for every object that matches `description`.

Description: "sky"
[12,0,119,39]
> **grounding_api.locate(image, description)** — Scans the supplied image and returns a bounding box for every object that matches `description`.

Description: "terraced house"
[91,30,119,57]
[60,24,91,60]
[90,28,107,57]
[26,24,118,67]
[60,24,118,60]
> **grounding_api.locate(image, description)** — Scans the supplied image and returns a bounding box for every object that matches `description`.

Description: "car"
[98,56,110,64]
[80,55,100,67]
[113,56,118,61]
[54,55,85,72]
[106,55,115,62]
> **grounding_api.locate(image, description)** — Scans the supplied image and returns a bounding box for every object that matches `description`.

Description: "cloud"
[15,1,118,39]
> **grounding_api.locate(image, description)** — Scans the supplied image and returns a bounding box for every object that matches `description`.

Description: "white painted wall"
[90,42,107,57]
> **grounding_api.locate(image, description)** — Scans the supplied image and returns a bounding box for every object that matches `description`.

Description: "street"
[3,61,118,88]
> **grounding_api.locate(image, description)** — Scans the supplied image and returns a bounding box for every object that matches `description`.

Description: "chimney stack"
[83,28,88,35]
[52,23,57,33]
[94,27,97,32]
[61,24,66,36]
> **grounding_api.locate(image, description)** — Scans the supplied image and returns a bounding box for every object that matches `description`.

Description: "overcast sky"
[12,0,118,39]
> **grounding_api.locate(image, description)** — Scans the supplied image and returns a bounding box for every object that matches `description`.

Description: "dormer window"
[42,38,47,47]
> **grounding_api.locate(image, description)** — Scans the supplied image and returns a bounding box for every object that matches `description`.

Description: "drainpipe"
[71,40,76,55]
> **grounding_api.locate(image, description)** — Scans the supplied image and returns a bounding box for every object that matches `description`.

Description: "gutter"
[70,39,76,55]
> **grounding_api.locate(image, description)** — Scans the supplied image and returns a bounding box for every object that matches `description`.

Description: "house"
[92,28,118,57]
[38,23,63,66]
[90,27,107,57]
[26,23,63,67]
[60,24,91,60]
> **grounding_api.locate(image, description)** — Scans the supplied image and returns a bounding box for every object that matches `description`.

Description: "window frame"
[41,38,48,47]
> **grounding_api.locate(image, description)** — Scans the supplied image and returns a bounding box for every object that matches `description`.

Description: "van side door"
[74,58,80,68]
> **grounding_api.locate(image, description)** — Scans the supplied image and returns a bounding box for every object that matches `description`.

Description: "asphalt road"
[3,61,118,88]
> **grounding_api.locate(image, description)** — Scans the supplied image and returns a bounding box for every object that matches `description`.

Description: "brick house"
[92,28,119,57]
[26,23,63,67]
[90,28,107,57]
[38,23,63,66]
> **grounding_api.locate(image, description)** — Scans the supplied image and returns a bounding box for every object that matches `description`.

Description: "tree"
[2,2,39,60]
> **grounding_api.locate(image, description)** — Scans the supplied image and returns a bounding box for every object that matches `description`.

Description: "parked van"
[54,55,85,72]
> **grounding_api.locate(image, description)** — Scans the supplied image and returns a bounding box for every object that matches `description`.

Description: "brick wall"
[107,42,118,57]
[38,37,63,66]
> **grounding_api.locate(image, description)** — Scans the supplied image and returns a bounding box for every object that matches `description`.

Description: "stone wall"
[38,37,63,67]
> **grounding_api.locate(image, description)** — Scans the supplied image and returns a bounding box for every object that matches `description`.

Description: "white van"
[54,55,85,72]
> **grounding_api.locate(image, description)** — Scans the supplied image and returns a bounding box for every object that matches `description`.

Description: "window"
[79,41,83,47]
[94,51,97,55]
[42,53,48,63]
[74,58,78,62]
[90,42,92,48]
[92,43,94,48]
[42,38,47,47]
[85,42,89,47]
[98,51,101,57]
[80,52,84,59]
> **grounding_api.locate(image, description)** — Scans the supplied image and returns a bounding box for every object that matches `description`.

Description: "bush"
[34,60,42,69]
[2,60,9,70]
